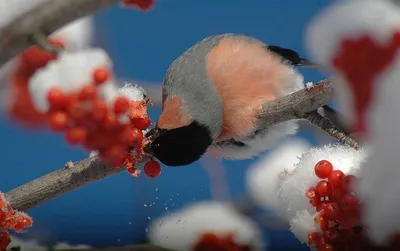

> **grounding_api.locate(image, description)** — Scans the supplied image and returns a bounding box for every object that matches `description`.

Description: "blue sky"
[0,0,332,249]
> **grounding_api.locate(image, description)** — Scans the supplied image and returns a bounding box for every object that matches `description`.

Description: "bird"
[143,33,322,167]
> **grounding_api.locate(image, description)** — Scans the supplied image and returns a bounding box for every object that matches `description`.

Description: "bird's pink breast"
[206,36,293,140]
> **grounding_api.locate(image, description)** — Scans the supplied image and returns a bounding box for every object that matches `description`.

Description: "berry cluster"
[15,43,162,178]
[123,0,155,11]
[0,193,32,251]
[44,66,156,173]
[8,38,64,127]
[193,232,252,251]
[306,160,400,250]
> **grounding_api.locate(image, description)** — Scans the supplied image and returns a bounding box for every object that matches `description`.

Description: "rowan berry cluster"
[306,160,400,250]
[0,193,32,251]
[36,54,162,177]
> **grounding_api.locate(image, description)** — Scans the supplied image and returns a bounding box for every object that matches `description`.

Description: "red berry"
[305,187,316,198]
[78,85,98,101]
[67,102,87,121]
[339,193,358,211]
[144,160,161,178]
[47,87,68,109]
[323,227,340,243]
[0,231,10,249]
[114,96,130,114]
[307,232,321,245]
[49,111,69,131]
[65,126,88,145]
[315,235,327,247]
[20,46,57,70]
[324,202,340,220]
[103,113,118,129]
[132,116,151,130]
[332,188,345,201]
[328,170,345,188]
[14,216,32,229]
[92,100,108,121]
[127,167,140,177]
[316,181,333,197]
[342,175,357,192]
[92,67,109,85]
[316,202,327,212]
[320,244,334,251]
[314,160,334,179]
[104,145,127,168]
[305,187,321,207]
[320,218,329,230]
[130,128,144,148]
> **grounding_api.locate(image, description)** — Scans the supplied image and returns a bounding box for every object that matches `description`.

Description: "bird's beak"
[145,126,167,139]
[143,142,154,155]
[143,126,167,155]
[298,58,324,69]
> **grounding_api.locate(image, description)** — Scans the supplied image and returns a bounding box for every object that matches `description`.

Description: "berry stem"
[30,32,63,54]
[303,111,360,150]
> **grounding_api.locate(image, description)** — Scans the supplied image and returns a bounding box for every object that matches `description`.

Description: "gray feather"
[163,34,231,139]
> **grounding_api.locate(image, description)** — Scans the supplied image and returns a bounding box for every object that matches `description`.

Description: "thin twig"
[0,0,123,67]
[4,79,335,212]
[303,111,360,150]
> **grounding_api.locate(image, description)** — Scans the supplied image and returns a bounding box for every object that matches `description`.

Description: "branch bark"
[257,78,333,127]
[5,156,148,211]
[0,0,123,67]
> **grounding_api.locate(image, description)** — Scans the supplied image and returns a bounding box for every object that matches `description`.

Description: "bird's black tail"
[266,45,323,69]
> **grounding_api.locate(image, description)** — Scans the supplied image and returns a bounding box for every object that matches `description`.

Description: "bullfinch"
[144,33,322,167]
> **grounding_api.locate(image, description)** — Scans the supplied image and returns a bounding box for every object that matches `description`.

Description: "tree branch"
[4,78,337,212]
[257,78,333,127]
[5,156,147,211]
[0,0,123,67]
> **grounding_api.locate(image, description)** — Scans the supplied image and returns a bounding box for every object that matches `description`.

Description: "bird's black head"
[144,121,213,167]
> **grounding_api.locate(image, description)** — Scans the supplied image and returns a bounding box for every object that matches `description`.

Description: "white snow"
[246,138,311,213]
[28,48,114,112]
[148,201,265,251]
